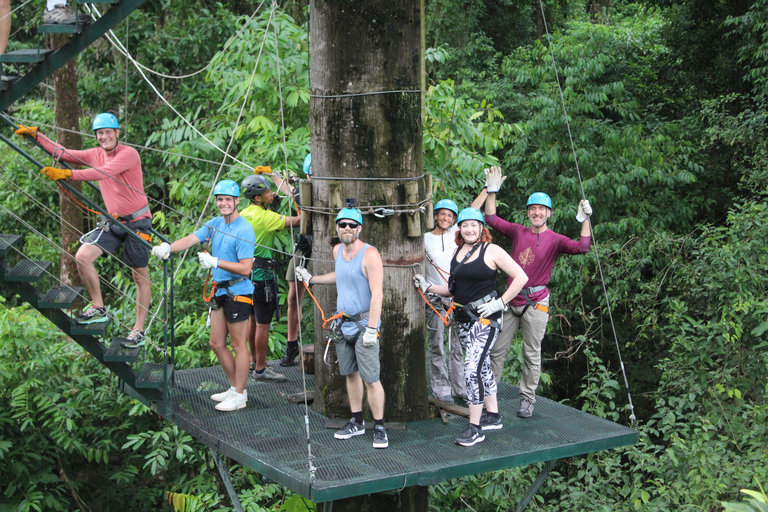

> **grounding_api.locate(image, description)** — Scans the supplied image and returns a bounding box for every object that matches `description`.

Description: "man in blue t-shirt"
[151,180,256,412]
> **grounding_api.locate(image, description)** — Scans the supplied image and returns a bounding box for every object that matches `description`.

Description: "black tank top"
[450,243,496,307]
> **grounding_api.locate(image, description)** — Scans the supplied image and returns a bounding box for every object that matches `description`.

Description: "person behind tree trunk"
[415,207,528,447]
[151,180,255,412]
[483,166,592,419]
[294,207,389,449]
[240,171,300,383]
[16,114,152,344]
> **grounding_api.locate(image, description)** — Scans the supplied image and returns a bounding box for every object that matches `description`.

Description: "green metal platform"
[168,365,638,504]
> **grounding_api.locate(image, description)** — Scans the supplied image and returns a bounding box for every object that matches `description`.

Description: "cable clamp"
[372,207,395,218]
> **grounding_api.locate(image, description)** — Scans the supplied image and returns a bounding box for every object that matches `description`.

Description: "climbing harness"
[508,285,550,318]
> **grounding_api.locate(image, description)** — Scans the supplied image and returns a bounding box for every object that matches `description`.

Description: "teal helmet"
[92,113,119,131]
[457,207,484,226]
[303,153,312,176]
[434,199,459,217]
[336,207,363,226]
[213,179,240,197]
[527,192,552,209]
[241,175,271,200]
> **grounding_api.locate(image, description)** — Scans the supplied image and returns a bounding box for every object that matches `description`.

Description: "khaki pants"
[489,296,549,402]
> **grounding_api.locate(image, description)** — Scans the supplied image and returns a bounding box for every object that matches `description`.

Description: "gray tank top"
[336,243,378,336]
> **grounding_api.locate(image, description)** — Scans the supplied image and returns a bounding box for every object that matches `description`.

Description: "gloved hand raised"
[362,326,379,347]
[477,297,507,317]
[15,125,39,140]
[254,165,271,175]
[485,166,507,194]
[41,167,72,181]
[413,274,430,294]
[576,199,593,223]
[295,266,312,284]
[152,242,171,260]
[198,252,219,269]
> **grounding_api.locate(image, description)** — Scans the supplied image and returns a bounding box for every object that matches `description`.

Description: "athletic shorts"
[284,247,311,282]
[252,280,277,324]
[85,217,152,268]
[335,328,380,383]
[213,294,253,323]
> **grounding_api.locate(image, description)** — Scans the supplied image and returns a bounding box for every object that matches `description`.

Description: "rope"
[538,0,636,424]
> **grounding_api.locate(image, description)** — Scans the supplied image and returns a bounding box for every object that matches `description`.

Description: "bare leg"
[227,319,250,393]
[346,372,364,413]
[0,0,10,56]
[253,322,271,371]
[75,244,104,307]
[365,380,385,420]
[209,309,235,387]
[132,266,150,331]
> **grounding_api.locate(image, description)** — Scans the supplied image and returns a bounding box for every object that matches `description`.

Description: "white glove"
[576,199,593,223]
[413,274,430,294]
[295,266,313,283]
[477,297,507,317]
[152,242,171,260]
[362,326,379,347]
[485,166,507,194]
[198,252,219,269]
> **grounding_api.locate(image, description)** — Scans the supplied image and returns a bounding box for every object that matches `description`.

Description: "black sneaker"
[517,398,535,418]
[75,304,108,324]
[334,419,365,440]
[279,344,300,366]
[479,413,503,431]
[372,425,388,449]
[455,424,485,447]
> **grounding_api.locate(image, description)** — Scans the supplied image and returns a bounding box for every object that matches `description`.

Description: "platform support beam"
[515,458,559,512]
[211,448,245,512]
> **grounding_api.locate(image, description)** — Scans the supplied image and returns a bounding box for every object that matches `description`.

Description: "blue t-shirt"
[194,216,255,297]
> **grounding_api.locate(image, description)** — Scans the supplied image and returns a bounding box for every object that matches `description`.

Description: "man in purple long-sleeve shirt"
[484,167,592,418]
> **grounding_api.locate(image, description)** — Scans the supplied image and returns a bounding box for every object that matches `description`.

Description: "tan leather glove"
[15,125,39,140]
[254,165,272,175]
[41,167,72,181]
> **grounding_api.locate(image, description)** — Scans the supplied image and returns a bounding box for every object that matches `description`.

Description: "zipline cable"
[538,0,636,424]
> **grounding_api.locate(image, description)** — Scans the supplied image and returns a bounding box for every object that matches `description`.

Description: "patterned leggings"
[457,319,499,405]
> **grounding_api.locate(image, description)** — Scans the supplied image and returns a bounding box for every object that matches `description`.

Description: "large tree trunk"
[52,35,83,288]
[309,1,431,503]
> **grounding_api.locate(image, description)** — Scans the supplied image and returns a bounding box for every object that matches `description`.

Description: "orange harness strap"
[301,281,344,329]
[417,287,455,327]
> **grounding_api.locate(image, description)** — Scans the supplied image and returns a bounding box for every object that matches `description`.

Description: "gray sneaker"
[334,419,365,440]
[250,366,286,382]
[75,304,108,325]
[479,413,503,430]
[517,398,535,418]
[372,425,388,449]
[42,5,90,24]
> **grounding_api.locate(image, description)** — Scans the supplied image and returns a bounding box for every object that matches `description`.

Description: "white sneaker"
[210,387,245,402]
[215,392,247,411]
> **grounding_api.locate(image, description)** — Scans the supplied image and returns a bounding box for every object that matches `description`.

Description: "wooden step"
[5,260,51,282]
[38,286,82,309]
[104,336,143,363]
[0,234,22,258]
[135,362,174,389]
[0,49,53,64]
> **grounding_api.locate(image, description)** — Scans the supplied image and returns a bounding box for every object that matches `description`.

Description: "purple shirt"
[485,214,590,307]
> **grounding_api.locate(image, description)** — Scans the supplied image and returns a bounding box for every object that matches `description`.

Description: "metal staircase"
[0,0,147,106]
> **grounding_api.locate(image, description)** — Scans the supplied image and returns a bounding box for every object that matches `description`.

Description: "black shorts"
[213,294,253,323]
[84,217,152,268]
[252,280,277,325]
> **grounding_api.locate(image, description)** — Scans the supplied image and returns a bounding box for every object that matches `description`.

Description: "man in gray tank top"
[295,207,389,449]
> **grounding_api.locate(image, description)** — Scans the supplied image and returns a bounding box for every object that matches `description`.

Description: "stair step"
[136,362,174,389]
[104,336,143,362]
[38,286,83,309]
[38,22,87,34]
[1,49,54,64]
[5,260,51,282]
[0,234,22,257]
[69,317,111,336]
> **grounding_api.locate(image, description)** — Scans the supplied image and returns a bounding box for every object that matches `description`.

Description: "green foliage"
[722,480,768,512]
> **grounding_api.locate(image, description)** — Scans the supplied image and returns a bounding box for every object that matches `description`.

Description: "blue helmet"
[92,113,119,131]
[303,153,312,176]
[434,199,459,217]
[527,192,552,209]
[213,179,240,197]
[336,207,363,226]
[457,207,484,226]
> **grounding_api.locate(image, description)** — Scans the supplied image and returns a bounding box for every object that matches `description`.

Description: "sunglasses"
[337,221,360,229]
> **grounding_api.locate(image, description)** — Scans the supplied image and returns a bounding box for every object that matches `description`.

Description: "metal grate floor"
[168,365,637,503]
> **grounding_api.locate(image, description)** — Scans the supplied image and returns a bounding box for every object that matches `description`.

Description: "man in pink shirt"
[484,166,592,418]
[16,114,152,344]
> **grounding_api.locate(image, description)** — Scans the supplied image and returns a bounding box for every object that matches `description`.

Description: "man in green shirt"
[240,174,301,381]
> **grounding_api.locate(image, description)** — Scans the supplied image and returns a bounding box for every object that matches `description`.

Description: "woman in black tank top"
[414,207,528,446]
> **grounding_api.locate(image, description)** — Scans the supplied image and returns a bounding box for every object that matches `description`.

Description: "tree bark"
[52,34,83,288]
